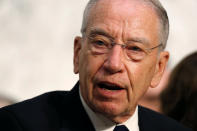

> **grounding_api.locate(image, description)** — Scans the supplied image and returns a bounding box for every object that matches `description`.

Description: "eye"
[88,35,111,49]
[94,40,105,46]
[91,39,109,49]
[127,45,143,52]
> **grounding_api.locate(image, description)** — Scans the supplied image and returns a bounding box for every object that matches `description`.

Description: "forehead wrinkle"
[88,25,127,43]
[87,0,158,46]
[87,27,151,47]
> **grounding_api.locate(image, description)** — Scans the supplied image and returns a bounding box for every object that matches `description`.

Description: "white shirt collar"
[79,88,139,131]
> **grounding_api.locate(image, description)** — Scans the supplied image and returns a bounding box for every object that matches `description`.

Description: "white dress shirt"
[79,89,140,131]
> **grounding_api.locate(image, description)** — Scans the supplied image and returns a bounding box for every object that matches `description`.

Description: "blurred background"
[0,0,196,104]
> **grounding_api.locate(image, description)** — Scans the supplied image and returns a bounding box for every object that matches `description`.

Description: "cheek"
[126,61,156,102]
[78,50,105,96]
[79,53,104,81]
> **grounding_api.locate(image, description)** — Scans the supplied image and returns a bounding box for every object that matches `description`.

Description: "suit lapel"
[138,106,158,131]
[59,82,95,131]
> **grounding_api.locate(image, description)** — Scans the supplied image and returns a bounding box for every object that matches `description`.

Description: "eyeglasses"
[87,35,163,61]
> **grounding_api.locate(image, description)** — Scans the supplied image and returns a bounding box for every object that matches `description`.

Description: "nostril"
[103,60,124,74]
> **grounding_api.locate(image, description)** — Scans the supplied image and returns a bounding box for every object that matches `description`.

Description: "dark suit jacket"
[0,82,192,131]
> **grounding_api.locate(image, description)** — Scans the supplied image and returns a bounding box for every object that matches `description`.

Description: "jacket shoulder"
[0,91,70,131]
[138,106,193,131]
[0,91,70,112]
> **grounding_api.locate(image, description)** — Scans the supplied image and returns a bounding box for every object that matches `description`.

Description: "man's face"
[74,0,169,123]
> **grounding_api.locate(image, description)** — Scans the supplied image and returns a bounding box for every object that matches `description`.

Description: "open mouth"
[98,82,124,91]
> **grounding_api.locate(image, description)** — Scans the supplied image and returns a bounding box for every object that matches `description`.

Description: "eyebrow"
[88,28,114,40]
[88,28,150,45]
[127,37,150,46]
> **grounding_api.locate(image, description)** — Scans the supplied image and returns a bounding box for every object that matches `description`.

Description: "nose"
[103,45,124,74]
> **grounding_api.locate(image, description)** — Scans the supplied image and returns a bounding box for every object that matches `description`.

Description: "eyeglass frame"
[84,35,163,61]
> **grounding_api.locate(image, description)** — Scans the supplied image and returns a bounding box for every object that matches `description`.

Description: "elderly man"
[0,0,192,131]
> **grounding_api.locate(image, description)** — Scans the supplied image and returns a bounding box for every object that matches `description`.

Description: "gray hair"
[81,0,169,49]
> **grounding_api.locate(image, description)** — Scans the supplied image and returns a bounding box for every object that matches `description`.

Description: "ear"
[150,51,169,88]
[73,36,82,74]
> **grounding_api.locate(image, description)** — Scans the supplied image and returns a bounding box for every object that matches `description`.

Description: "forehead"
[86,0,160,44]
[88,0,158,23]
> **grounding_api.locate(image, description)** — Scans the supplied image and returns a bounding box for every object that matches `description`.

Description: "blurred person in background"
[160,51,197,130]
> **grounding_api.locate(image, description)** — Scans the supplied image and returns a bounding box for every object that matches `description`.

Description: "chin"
[99,106,131,123]
[92,101,128,118]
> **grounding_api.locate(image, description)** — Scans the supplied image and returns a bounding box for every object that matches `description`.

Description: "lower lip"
[94,86,125,98]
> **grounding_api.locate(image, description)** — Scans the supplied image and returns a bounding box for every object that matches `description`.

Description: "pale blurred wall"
[0,0,89,101]
[0,0,196,101]
[161,0,197,67]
